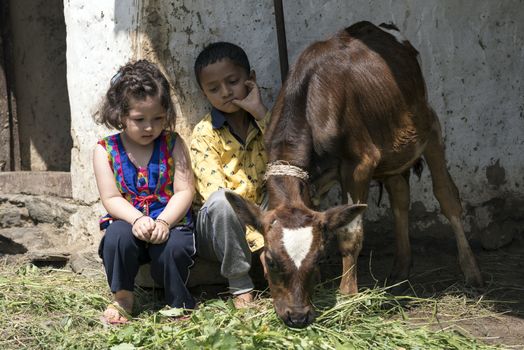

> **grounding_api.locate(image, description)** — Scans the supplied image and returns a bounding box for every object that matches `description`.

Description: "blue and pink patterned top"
[97,131,192,230]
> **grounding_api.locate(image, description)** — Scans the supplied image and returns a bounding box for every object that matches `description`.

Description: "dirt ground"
[351,226,524,349]
[1,223,523,348]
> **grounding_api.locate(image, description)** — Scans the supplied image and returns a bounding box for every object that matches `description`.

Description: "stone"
[480,221,517,250]
[70,249,104,278]
[24,196,77,226]
[0,171,72,198]
[0,204,30,228]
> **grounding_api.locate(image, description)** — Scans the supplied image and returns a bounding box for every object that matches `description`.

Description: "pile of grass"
[0,262,501,349]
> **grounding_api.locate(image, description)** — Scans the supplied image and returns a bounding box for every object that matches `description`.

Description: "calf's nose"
[284,308,315,328]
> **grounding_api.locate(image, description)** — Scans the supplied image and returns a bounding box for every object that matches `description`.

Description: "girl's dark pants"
[98,220,196,309]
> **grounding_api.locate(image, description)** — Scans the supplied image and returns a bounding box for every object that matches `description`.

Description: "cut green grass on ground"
[0,262,505,349]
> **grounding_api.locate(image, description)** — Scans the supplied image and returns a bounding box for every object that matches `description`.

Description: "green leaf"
[159,307,186,317]
[110,343,136,350]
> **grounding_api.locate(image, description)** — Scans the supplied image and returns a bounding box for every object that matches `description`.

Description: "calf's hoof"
[387,269,411,295]
[459,255,484,288]
[464,269,484,288]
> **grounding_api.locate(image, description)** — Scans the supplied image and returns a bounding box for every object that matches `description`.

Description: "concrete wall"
[10,0,71,171]
[65,0,524,246]
[278,1,524,247]
[65,0,135,204]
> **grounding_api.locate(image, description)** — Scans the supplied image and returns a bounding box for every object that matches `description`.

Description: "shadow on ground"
[319,225,524,348]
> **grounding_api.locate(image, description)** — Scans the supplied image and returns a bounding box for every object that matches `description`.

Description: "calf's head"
[225,191,366,328]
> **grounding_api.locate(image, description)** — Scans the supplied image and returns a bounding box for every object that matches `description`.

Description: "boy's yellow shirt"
[190,108,269,252]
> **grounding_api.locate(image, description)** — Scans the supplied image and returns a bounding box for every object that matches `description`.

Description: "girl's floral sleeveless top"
[98,131,192,230]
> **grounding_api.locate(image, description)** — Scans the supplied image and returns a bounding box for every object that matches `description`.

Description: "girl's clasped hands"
[131,215,170,244]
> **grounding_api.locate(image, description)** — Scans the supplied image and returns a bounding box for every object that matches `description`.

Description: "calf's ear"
[321,204,367,232]
[224,191,265,234]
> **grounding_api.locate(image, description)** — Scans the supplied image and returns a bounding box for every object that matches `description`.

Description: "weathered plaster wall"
[287,1,524,207]
[65,0,135,204]
[65,1,523,247]
[10,0,71,171]
[278,1,524,247]
[64,0,139,243]
[138,1,281,129]
[65,0,281,242]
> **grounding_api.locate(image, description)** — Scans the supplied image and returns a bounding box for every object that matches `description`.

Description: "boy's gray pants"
[195,189,263,295]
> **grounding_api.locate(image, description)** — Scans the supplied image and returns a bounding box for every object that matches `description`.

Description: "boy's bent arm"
[156,137,195,225]
[93,145,144,224]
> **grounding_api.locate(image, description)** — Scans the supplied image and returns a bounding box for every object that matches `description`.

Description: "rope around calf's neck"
[264,161,310,181]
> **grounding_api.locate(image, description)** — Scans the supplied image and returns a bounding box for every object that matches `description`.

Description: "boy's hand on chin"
[232,80,267,120]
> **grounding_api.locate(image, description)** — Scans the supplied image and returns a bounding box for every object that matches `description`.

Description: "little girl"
[93,59,196,324]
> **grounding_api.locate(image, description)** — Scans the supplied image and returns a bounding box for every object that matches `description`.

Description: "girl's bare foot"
[102,290,134,324]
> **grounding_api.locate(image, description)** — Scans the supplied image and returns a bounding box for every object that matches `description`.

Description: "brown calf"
[226,21,483,328]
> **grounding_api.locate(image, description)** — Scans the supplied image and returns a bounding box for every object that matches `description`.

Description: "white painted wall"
[280,1,524,210]
[65,0,135,203]
[65,0,524,242]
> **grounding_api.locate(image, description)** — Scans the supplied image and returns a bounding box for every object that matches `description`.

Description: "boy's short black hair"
[194,42,251,88]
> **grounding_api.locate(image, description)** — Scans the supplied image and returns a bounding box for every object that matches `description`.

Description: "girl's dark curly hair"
[97,59,176,130]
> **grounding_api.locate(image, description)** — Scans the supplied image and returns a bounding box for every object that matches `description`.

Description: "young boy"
[190,42,268,308]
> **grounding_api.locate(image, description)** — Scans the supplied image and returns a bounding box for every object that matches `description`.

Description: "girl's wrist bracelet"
[132,215,146,226]
[155,218,170,228]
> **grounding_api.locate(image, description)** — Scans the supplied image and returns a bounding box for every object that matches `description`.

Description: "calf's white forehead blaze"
[282,226,314,269]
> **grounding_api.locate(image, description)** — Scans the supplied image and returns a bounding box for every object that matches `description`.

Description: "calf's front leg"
[384,172,412,284]
[336,159,374,294]
[337,214,364,294]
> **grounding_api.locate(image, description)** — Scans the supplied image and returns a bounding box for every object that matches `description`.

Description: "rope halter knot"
[264,161,309,181]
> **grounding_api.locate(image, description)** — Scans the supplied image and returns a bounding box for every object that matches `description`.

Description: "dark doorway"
[1,0,71,172]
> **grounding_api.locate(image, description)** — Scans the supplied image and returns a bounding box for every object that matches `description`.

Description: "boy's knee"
[197,190,246,247]
[206,189,236,216]
[207,189,228,204]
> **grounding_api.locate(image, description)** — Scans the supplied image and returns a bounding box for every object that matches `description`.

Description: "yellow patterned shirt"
[190,108,268,251]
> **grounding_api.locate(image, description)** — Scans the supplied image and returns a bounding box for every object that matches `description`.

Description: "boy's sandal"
[100,302,133,325]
